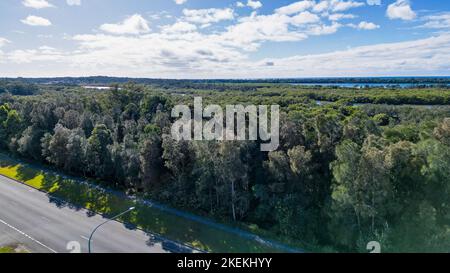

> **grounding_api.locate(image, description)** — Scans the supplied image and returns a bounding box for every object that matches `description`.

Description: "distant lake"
[82,85,112,90]
[315,100,448,109]
[82,86,122,90]
[291,83,450,88]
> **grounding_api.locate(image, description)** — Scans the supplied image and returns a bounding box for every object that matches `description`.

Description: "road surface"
[0,175,189,253]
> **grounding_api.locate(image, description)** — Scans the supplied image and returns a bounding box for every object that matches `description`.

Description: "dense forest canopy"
[0,80,38,96]
[0,80,448,252]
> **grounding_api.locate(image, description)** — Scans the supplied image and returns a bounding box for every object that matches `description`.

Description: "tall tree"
[86,124,113,179]
[139,125,163,191]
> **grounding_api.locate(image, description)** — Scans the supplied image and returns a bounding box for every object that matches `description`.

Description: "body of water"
[82,86,112,90]
[315,100,448,108]
[291,83,450,88]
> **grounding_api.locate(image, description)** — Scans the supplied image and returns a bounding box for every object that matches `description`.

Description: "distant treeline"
[0,77,260,92]
[0,80,38,96]
[2,76,449,87]
[243,77,450,84]
[2,78,450,106]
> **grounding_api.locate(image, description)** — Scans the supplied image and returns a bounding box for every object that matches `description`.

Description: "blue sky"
[0,0,449,78]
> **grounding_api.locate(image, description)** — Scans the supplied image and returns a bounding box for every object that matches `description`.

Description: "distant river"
[315,101,449,109]
[290,83,450,88]
[82,86,112,90]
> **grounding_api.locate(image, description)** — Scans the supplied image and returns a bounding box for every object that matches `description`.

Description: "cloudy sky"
[0,0,449,78]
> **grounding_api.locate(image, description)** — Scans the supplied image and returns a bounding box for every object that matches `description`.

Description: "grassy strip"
[0,245,29,253]
[0,153,284,253]
[0,246,15,253]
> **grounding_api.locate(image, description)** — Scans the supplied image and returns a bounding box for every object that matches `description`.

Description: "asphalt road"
[0,175,187,253]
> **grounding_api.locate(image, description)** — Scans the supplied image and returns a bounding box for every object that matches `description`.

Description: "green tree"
[217,141,252,221]
[139,127,162,191]
[65,129,87,174]
[44,124,71,168]
[86,124,113,179]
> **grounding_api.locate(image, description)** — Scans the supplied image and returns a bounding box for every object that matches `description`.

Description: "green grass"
[0,245,29,253]
[0,154,286,253]
[0,246,15,253]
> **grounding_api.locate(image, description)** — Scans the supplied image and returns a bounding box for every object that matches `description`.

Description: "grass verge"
[0,245,29,253]
[0,246,15,253]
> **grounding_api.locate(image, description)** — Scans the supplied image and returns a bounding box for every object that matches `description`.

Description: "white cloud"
[0,38,11,48]
[358,21,380,30]
[215,6,348,51]
[218,2,362,51]
[161,21,197,33]
[21,15,52,26]
[367,0,381,5]
[22,0,54,9]
[387,0,416,21]
[183,8,235,24]
[275,1,315,15]
[254,34,450,78]
[5,33,449,78]
[329,13,357,21]
[419,12,450,29]
[331,0,365,12]
[291,11,321,26]
[247,0,263,10]
[349,21,380,30]
[220,13,307,51]
[66,32,246,77]
[174,0,187,5]
[236,2,245,8]
[66,0,81,6]
[7,46,64,64]
[148,11,172,21]
[310,1,365,13]
[308,22,342,35]
[312,1,329,12]
[100,14,150,35]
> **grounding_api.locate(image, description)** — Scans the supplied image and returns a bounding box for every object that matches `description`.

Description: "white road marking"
[0,218,57,253]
